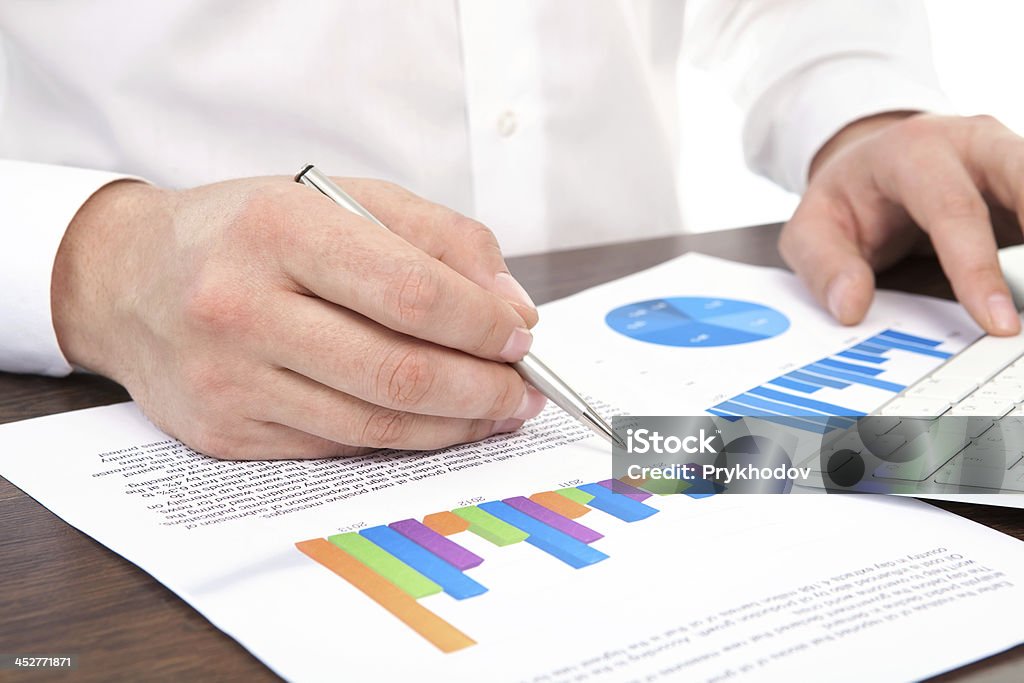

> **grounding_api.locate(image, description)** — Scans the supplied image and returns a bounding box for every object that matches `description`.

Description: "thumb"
[779,197,876,325]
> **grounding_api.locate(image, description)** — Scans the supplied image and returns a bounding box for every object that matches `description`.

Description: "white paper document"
[2,254,1022,682]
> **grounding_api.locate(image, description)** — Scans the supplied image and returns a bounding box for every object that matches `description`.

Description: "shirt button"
[496,110,518,137]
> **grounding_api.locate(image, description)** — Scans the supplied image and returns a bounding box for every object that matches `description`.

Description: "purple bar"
[501,496,603,544]
[597,479,653,502]
[389,519,483,570]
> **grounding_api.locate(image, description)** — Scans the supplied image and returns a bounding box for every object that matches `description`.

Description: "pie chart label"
[605,297,790,347]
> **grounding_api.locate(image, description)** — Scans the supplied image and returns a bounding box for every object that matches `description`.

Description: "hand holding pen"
[297,165,622,447]
[53,173,563,459]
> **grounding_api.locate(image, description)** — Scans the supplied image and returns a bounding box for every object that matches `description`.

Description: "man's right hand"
[51,177,547,459]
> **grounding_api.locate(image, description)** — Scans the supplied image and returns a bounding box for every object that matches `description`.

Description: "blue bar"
[877,329,943,347]
[729,395,856,428]
[837,350,888,364]
[748,386,866,416]
[805,363,906,392]
[868,337,951,359]
[576,483,659,523]
[769,377,820,393]
[360,526,487,600]
[714,401,830,433]
[478,501,609,568]
[817,358,885,376]
[707,409,743,421]
[681,476,724,499]
[759,416,835,434]
[854,343,890,355]
[787,371,849,389]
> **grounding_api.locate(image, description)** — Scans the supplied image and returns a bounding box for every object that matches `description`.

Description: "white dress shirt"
[0,0,949,376]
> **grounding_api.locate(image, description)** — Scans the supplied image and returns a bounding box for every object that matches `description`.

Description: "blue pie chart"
[605,297,789,347]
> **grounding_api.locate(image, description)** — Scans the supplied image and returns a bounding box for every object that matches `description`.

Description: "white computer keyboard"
[876,332,1024,420]
[861,330,1024,493]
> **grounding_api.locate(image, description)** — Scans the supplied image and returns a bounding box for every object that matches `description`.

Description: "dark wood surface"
[1,223,1020,681]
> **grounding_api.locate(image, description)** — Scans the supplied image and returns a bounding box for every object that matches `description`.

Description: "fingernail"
[493,272,536,311]
[491,418,524,435]
[500,327,533,362]
[826,273,853,322]
[513,386,548,421]
[987,293,1020,335]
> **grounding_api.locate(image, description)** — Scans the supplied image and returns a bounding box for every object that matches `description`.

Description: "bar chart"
[296,478,710,653]
[707,328,953,433]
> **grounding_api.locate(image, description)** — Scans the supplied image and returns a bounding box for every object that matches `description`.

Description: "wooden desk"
[1,224,1021,680]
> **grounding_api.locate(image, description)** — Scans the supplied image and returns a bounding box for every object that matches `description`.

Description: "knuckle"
[187,421,243,459]
[469,418,496,443]
[939,192,989,221]
[455,215,500,248]
[892,114,938,144]
[385,260,441,326]
[969,113,1000,128]
[359,408,411,449]
[229,189,288,242]
[183,279,254,335]
[485,375,521,419]
[375,345,436,409]
[777,223,797,260]
[470,314,502,356]
[451,215,506,264]
[961,260,1002,282]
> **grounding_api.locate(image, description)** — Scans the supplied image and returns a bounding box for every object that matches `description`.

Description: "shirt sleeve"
[0,159,134,376]
[685,0,953,193]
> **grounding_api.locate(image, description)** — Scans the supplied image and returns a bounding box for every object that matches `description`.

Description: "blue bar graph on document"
[708,328,953,432]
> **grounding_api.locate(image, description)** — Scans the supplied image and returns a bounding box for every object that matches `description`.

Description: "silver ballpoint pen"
[295,164,625,449]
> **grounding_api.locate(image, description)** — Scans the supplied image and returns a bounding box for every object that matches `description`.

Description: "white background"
[677,1,1024,233]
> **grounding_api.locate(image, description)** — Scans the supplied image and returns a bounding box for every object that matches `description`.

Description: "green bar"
[555,487,595,505]
[636,478,692,495]
[327,533,441,598]
[452,506,528,546]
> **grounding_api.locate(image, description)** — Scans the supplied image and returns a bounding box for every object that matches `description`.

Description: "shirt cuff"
[0,160,137,376]
[745,54,955,194]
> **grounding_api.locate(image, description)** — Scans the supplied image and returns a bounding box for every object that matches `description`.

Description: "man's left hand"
[781,112,1024,335]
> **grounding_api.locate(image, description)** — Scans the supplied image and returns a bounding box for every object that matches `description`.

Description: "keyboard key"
[872,432,969,481]
[969,427,1024,459]
[906,377,978,402]
[800,427,864,471]
[948,397,1014,418]
[962,445,1024,470]
[932,333,1024,383]
[964,417,995,438]
[860,432,907,458]
[803,448,857,474]
[878,396,950,418]
[993,366,1024,383]
[857,415,900,436]
[935,451,1024,490]
[975,382,1024,403]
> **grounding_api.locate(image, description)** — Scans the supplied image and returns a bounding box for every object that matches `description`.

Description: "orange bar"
[296,538,475,653]
[422,511,470,536]
[529,491,591,519]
